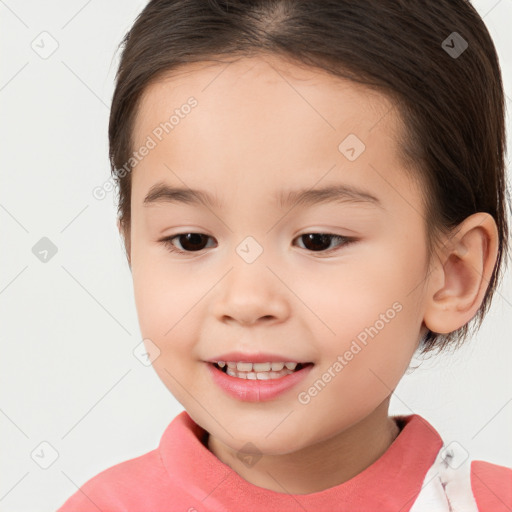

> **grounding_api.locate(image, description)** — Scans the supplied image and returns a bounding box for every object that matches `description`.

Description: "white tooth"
[246,372,257,380]
[217,361,226,368]
[227,362,237,369]
[237,362,253,372]
[256,372,271,380]
[237,372,247,379]
[269,371,281,378]
[226,368,237,376]
[253,362,271,372]
[271,362,285,371]
[285,362,297,370]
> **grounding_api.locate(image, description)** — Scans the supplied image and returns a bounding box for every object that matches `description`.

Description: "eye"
[160,233,216,254]
[293,233,356,254]
[161,232,356,255]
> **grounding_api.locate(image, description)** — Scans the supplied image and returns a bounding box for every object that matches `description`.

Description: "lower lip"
[206,362,314,402]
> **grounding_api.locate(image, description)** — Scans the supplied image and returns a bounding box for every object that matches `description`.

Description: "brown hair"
[108,0,510,356]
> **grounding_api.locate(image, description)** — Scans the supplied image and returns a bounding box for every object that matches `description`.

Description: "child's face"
[128,55,432,454]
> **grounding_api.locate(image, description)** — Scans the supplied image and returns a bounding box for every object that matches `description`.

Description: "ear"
[117,218,131,269]
[423,212,499,334]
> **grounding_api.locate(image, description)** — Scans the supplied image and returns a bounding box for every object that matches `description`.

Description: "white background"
[0,1,511,510]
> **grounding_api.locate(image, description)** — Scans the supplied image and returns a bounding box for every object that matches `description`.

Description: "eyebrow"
[143,182,383,210]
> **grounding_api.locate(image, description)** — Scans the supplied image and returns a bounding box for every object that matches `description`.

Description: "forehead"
[133,54,397,141]
[130,55,409,208]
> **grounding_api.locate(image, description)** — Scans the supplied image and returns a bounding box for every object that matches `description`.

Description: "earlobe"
[423,212,498,335]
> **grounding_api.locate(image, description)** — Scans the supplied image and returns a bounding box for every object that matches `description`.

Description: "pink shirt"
[57,411,512,511]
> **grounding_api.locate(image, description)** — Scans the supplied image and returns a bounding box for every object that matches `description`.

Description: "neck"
[207,397,401,494]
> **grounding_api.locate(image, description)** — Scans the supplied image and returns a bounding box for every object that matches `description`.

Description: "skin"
[119,55,498,494]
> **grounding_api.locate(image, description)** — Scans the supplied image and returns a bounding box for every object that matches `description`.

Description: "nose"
[213,265,290,327]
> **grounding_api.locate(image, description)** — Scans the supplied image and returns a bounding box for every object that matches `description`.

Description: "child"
[57,0,511,510]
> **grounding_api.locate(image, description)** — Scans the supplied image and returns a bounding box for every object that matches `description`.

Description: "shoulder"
[56,448,171,511]
[56,412,199,511]
[471,460,512,512]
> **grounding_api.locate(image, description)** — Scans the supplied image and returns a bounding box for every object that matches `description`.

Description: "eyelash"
[159,232,357,256]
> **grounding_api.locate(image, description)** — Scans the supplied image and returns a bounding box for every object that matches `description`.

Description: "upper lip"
[205,351,313,363]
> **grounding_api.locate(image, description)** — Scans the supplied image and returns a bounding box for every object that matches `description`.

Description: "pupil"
[303,233,330,251]
[181,233,207,251]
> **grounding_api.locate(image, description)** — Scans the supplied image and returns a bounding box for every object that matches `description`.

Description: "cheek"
[132,265,207,406]
[293,259,409,341]
[307,249,425,379]
[130,256,223,401]
[131,237,193,331]
[132,274,181,338]
[305,307,417,431]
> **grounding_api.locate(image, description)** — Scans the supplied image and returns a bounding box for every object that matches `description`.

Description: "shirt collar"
[159,411,443,511]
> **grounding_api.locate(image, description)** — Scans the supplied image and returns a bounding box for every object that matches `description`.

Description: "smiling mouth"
[211,361,314,380]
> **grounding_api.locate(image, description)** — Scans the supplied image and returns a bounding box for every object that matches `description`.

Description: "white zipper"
[409,441,480,511]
